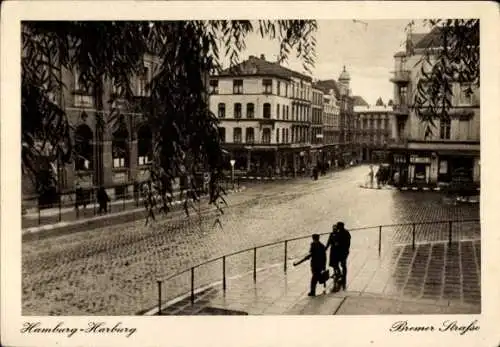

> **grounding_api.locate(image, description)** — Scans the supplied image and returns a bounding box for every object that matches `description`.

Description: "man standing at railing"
[293,234,327,297]
[326,222,351,291]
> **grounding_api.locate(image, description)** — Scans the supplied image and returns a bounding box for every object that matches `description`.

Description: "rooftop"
[313,79,340,98]
[217,55,312,82]
[352,95,369,107]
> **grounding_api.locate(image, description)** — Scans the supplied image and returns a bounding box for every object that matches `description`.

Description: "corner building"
[388,28,480,187]
[209,55,313,177]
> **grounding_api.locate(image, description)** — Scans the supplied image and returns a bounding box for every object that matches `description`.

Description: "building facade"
[22,52,163,206]
[388,28,480,186]
[354,105,392,162]
[310,87,325,166]
[209,55,313,176]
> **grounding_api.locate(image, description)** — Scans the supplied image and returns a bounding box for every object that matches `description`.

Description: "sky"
[222,19,429,106]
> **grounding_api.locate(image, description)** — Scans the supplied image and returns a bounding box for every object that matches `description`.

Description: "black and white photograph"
[1,1,499,347]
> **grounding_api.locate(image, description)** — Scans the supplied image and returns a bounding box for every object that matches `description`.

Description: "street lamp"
[230,159,236,189]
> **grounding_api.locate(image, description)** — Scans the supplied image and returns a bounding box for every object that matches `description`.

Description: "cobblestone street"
[22,165,480,315]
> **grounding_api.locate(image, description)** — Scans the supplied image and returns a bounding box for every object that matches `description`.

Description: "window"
[459,83,473,105]
[246,103,254,118]
[218,127,226,142]
[263,103,271,119]
[440,118,451,140]
[112,120,129,168]
[285,84,288,97]
[286,105,289,120]
[276,104,280,119]
[218,103,225,118]
[234,103,242,119]
[263,79,272,94]
[209,79,219,94]
[233,127,242,143]
[245,128,254,143]
[233,79,243,94]
[137,125,152,165]
[276,128,280,143]
[277,81,281,96]
[262,128,271,144]
[74,124,93,170]
[282,105,286,120]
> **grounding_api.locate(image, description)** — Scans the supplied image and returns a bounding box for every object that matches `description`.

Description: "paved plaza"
[151,240,480,315]
[22,165,480,315]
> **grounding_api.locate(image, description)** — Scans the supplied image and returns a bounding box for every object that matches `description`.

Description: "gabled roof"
[313,79,340,98]
[217,55,312,82]
[414,27,444,49]
[352,95,369,107]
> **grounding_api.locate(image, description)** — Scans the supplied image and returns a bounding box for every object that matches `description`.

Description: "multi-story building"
[313,80,341,166]
[310,86,324,166]
[209,54,313,176]
[354,104,392,162]
[22,50,161,206]
[388,27,480,186]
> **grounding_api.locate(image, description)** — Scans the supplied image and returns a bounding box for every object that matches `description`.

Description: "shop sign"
[410,155,431,164]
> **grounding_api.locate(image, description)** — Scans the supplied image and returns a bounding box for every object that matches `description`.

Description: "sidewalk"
[22,186,246,238]
[146,239,480,315]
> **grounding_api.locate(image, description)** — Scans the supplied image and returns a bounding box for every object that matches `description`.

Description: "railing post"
[448,221,452,246]
[38,203,41,225]
[190,267,195,305]
[412,223,416,250]
[253,247,257,282]
[378,225,382,257]
[157,280,162,315]
[222,256,226,291]
[58,196,62,222]
[284,241,288,273]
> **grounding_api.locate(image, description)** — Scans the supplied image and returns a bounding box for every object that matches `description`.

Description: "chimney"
[260,54,265,60]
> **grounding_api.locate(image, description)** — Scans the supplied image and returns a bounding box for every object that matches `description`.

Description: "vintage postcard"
[1,1,499,346]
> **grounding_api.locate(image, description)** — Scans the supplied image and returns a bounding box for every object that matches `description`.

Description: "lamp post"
[230,159,236,190]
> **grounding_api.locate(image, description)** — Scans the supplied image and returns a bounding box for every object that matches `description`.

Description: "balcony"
[390,70,411,84]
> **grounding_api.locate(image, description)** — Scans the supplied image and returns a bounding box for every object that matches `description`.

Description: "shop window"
[218,103,225,118]
[440,118,451,140]
[137,125,152,165]
[414,164,426,182]
[246,103,254,118]
[233,127,242,143]
[74,124,93,170]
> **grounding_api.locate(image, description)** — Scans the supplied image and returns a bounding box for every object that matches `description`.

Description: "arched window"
[74,124,93,171]
[137,124,152,165]
[112,121,129,168]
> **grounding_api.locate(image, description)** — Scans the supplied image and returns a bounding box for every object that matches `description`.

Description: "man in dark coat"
[293,234,327,296]
[326,222,351,290]
[97,186,110,215]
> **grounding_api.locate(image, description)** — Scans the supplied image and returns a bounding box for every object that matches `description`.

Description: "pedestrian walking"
[326,222,351,291]
[293,234,327,297]
[143,183,156,226]
[75,183,86,216]
[369,165,374,188]
[375,167,381,188]
[97,186,109,214]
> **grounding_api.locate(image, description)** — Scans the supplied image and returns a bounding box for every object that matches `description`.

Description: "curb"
[22,187,246,238]
[359,184,480,193]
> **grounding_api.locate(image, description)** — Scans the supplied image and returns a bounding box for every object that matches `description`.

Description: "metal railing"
[22,176,240,229]
[153,218,480,314]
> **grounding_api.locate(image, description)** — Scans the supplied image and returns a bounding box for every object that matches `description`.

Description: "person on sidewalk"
[97,186,110,215]
[293,234,327,297]
[326,222,351,291]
